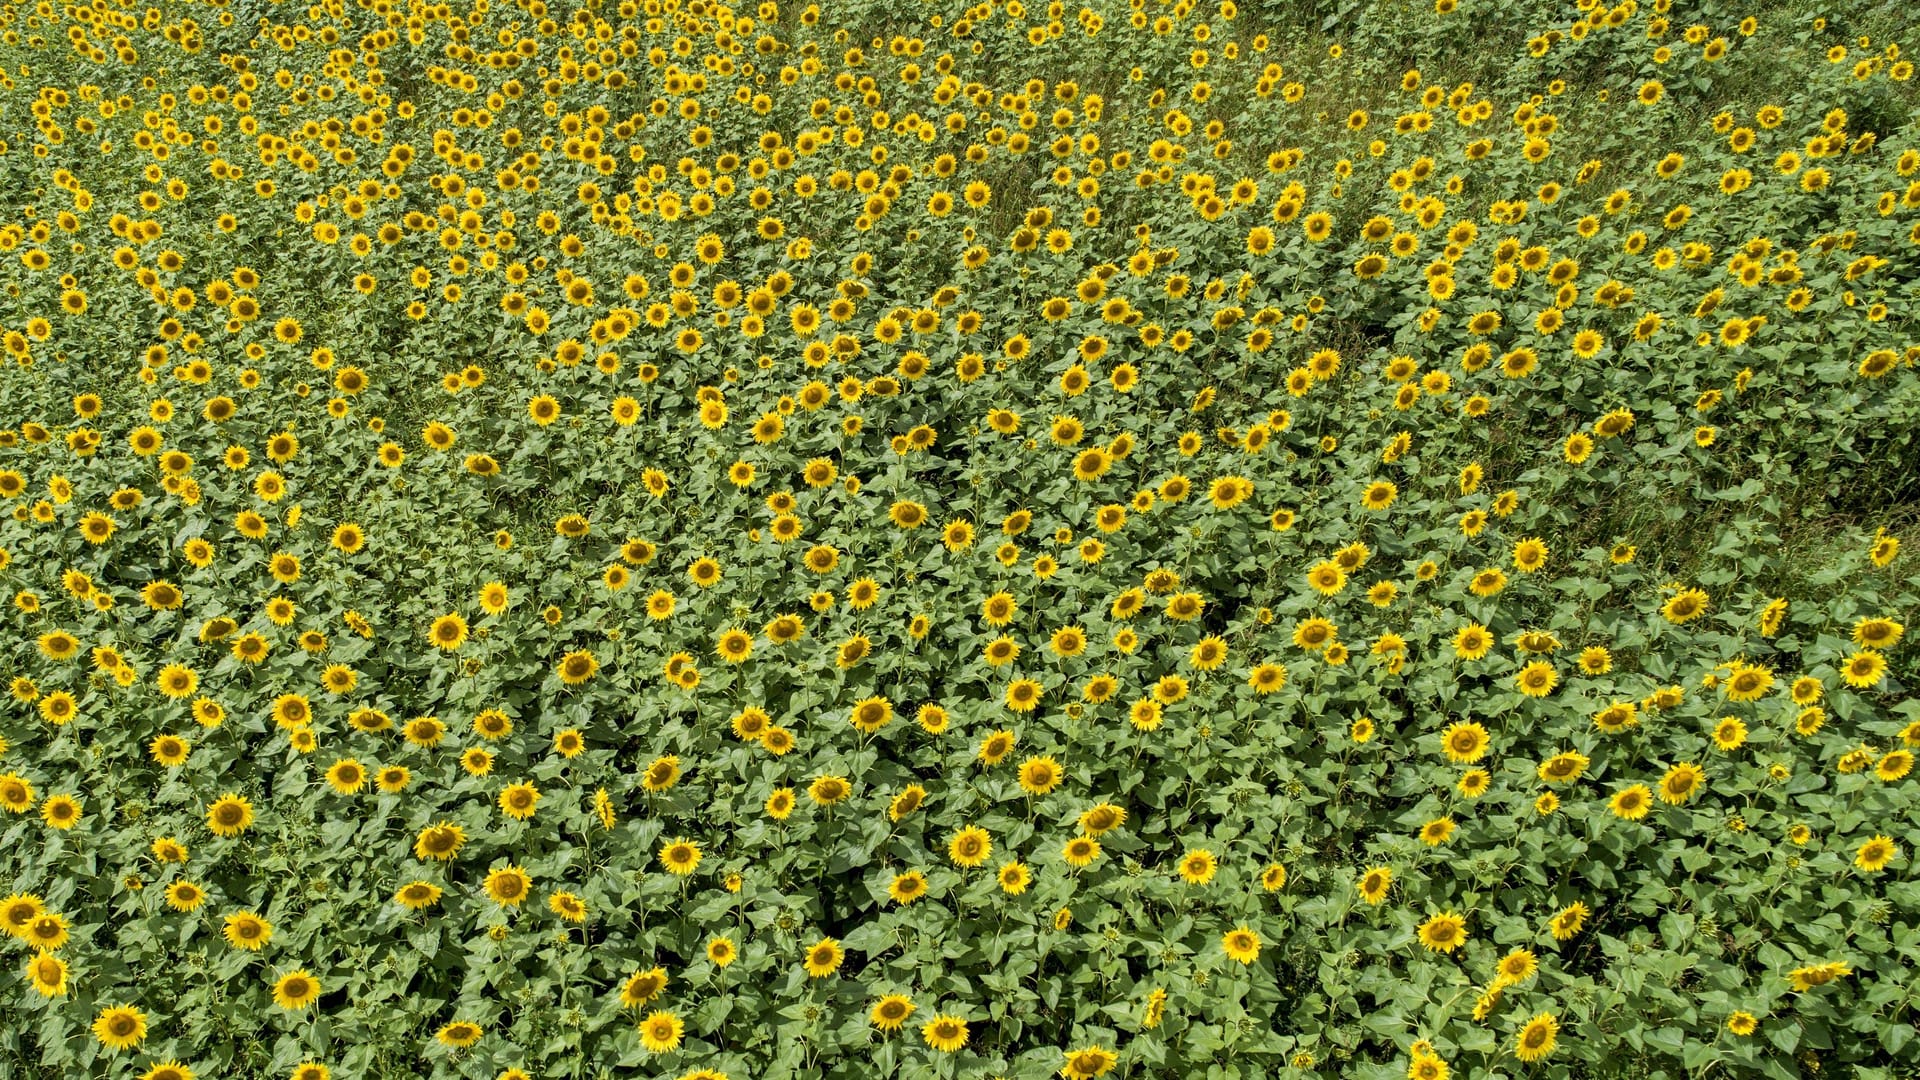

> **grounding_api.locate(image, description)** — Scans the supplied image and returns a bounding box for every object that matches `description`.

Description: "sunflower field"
[1,0,1918,1075]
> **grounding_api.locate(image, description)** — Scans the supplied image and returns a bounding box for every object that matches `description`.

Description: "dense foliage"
[0,0,1917,1077]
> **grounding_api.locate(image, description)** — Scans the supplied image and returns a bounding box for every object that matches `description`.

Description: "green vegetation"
[0,0,1916,1077]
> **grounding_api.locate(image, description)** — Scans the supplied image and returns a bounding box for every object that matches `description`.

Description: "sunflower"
[754,784,796,821]
[1515,661,1559,697]
[1848,618,1903,652]
[1840,651,1887,689]
[37,630,81,661]
[949,826,992,867]
[77,512,117,544]
[483,865,531,906]
[833,630,879,664]
[807,774,851,805]
[1866,526,1896,568]
[231,633,270,664]
[614,966,670,1009]
[2,893,45,937]
[1592,700,1640,733]
[1537,751,1589,784]
[1062,835,1103,868]
[713,627,753,663]
[1072,447,1111,481]
[1128,698,1164,731]
[896,702,946,740]
[206,793,254,837]
[688,557,723,587]
[1514,630,1559,656]
[639,1010,684,1054]
[1452,624,1494,660]
[1248,663,1288,693]
[1066,804,1122,840]
[725,706,772,743]
[324,759,367,795]
[1495,948,1538,986]
[981,635,1019,666]
[921,1014,969,1053]
[140,580,185,610]
[471,710,513,741]
[1661,587,1710,623]
[92,1004,148,1051]
[759,611,806,646]
[26,950,68,997]
[1722,663,1774,702]
[1292,617,1337,651]
[556,649,600,684]
[1061,1047,1119,1079]
[847,696,893,733]
[271,694,311,730]
[318,663,358,695]
[659,839,702,875]
[646,590,677,619]
[1543,902,1590,944]
[870,994,916,1032]
[40,794,81,829]
[1307,562,1347,595]
[876,867,929,906]
[1511,537,1548,572]
[1440,721,1489,763]
[537,888,586,923]
[1417,911,1467,953]
[1017,755,1062,795]
[801,937,845,978]
[1609,784,1653,820]
[0,775,35,815]
[1657,762,1705,805]
[1513,1013,1560,1063]
[164,880,206,912]
[1854,835,1899,873]
[978,729,1018,766]
[435,1021,483,1049]
[1049,624,1091,657]
[1222,925,1262,964]
[24,912,68,950]
[635,754,682,792]
[1711,717,1748,751]
[387,877,441,912]
[1178,849,1217,885]
[498,781,541,820]
[272,970,321,1010]
[1788,961,1853,992]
